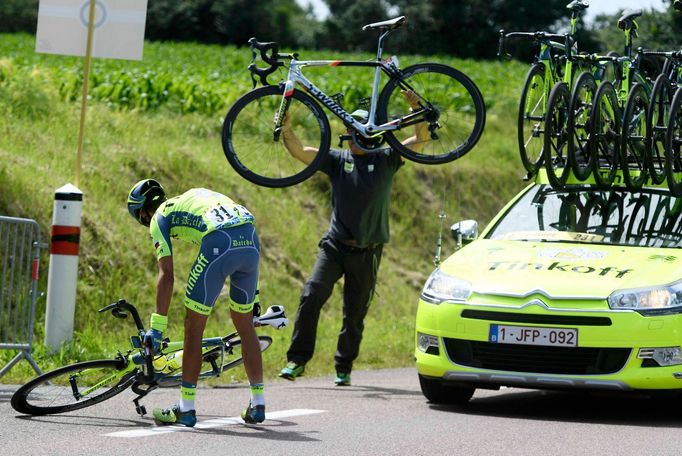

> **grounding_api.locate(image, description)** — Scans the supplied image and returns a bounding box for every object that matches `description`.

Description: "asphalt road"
[1,367,681,456]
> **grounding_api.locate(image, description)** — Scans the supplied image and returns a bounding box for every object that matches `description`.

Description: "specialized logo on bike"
[187,253,210,293]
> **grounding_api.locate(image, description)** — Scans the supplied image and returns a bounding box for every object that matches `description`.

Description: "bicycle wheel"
[158,335,272,386]
[589,81,621,189]
[222,85,331,188]
[517,63,547,175]
[620,83,650,190]
[543,82,571,188]
[648,74,673,184]
[377,63,485,164]
[568,72,597,181]
[11,359,135,415]
[665,88,682,196]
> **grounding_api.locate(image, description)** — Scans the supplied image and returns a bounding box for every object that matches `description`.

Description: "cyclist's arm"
[155,255,174,316]
[281,116,319,165]
[400,90,429,152]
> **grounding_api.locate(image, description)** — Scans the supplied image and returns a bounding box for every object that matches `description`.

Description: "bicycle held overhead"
[221,15,486,188]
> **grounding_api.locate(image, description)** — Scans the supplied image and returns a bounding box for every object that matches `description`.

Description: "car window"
[487,185,682,248]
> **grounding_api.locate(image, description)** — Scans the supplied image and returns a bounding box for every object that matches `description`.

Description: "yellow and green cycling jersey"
[149,188,254,259]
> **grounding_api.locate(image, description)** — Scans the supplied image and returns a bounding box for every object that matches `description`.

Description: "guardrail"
[0,215,46,377]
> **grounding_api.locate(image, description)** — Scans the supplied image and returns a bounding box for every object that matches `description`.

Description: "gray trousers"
[286,236,383,374]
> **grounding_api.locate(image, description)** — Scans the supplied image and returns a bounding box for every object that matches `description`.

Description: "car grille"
[443,338,630,375]
[460,310,612,326]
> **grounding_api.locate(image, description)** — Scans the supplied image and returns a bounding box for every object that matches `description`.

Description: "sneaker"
[334,372,351,386]
[241,402,266,424]
[153,404,197,427]
[279,361,305,380]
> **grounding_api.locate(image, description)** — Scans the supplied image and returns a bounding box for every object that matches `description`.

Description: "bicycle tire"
[543,82,571,188]
[517,63,547,175]
[377,63,485,164]
[11,359,135,416]
[648,74,673,185]
[620,83,650,191]
[222,85,331,188]
[665,87,682,196]
[568,72,598,181]
[158,335,272,386]
[589,81,621,189]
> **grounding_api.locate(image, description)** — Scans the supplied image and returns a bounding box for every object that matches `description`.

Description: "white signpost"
[37,0,148,350]
[36,0,147,60]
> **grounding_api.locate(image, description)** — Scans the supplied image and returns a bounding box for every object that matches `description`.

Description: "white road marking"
[103,408,326,438]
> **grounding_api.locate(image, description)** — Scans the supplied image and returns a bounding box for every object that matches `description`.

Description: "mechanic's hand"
[401,89,421,110]
[144,312,168,354]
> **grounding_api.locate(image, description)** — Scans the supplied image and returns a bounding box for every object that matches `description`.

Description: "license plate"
[489,324,578,347]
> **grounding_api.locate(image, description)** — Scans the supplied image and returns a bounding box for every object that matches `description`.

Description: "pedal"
[134,398,147,416]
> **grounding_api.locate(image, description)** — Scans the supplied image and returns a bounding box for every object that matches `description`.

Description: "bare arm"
[400,90,430,153]
[281,115,320,165]
[155,255,174,316]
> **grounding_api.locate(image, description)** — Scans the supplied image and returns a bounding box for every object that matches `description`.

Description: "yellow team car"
[416,175,682,404]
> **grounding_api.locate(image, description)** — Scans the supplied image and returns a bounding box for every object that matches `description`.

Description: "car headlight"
[420,269,471,304]
[608,280,682,315]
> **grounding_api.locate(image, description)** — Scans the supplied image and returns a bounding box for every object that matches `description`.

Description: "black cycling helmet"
[127,179,166,226]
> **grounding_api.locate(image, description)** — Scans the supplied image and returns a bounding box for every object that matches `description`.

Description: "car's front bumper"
[415,298,682,391]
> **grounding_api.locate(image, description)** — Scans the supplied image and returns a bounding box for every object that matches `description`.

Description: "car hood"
[439,239,682,299]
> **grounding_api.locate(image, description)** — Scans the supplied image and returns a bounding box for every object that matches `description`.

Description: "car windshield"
[486,185,682,248]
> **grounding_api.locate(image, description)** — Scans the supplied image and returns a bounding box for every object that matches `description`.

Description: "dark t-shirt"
[318,148,403,248]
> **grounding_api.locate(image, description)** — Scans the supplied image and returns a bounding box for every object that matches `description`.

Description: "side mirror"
[451,220,478,249]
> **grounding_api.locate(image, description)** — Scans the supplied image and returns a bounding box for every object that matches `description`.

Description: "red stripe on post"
[50,226,80,255]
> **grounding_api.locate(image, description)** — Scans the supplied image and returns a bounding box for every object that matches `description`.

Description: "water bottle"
[152,355,168,372]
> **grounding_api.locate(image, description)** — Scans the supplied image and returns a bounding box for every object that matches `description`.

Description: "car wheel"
[418,374,475,404]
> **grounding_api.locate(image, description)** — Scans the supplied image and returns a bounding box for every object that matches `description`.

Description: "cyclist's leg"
[286,236,344,365]
[335,244,383,376]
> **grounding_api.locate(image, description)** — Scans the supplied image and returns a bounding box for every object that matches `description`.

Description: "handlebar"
[99,299,154,382]
[498,29,567,59]
[247,37,294,87]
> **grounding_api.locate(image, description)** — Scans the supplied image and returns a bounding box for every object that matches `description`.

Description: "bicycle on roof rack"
[221,16,486,188]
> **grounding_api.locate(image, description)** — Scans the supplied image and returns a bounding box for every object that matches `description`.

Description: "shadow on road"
[429,389,682,428]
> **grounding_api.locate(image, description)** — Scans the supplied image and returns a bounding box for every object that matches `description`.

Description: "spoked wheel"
[517,63,547,176]
[648,74,673,185]
[222,85,331,188]
[589,81,621,189]
[665,88,682,196]
[158,335,273,387]
[543,82,571,188]
[11,359,136,415]
[568,72,597,181]
[377,63,486,164]
[620,83,650,190]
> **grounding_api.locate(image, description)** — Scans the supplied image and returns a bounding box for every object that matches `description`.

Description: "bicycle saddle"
[618,9,642,30]
[362,16,406,32]
[566,0,589,12]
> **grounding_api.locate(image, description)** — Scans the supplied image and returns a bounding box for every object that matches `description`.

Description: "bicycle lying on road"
[222,16,486,188]
[11,299,288,416]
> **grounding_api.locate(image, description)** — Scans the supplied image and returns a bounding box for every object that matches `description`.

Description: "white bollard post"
[44,184,83,351]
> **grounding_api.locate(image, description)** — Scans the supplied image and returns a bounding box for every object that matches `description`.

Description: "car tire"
[418,374,475,405]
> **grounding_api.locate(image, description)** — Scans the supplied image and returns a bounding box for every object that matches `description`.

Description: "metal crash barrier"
[0,215,46,377]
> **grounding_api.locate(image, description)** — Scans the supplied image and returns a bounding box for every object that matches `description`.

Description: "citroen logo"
[521,298,549,309]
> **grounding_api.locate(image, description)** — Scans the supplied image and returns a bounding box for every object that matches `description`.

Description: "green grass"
[0,33,528,384]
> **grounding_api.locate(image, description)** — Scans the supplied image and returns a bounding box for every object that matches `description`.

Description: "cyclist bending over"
[127,179,265,427]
